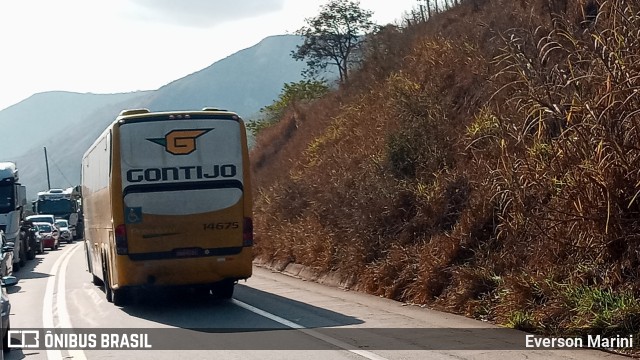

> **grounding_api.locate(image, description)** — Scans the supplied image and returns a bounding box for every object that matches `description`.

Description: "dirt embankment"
[250,0,640,341]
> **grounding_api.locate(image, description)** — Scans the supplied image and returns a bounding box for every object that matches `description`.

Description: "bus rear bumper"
[113,248,252,289]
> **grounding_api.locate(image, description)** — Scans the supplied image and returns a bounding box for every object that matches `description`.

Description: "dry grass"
[250,0,640,339]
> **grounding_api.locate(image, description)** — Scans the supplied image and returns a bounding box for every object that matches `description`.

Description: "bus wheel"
[192,286,210,297]
[213,280,235,299]
[105,283,113,303]
[102,259,113,303]
[92,274,103,286]
[112,287,130,306]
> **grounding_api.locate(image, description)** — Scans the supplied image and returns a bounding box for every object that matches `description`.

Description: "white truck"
[0,162,27,270]
[33,187,81,239]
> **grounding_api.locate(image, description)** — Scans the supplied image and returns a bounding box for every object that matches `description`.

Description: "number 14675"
[203,222,239,230]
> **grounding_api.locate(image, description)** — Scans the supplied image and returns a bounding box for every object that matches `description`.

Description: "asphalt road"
[1,241,629,360]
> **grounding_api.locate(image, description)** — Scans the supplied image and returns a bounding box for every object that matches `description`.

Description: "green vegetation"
[247,80,329,136]
[293,0,377,83]
[251,0,640,343]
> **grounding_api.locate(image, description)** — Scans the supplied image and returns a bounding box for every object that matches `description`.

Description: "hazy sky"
[0,0,418,111]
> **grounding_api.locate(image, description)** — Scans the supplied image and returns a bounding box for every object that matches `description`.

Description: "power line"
[50,156,74,188]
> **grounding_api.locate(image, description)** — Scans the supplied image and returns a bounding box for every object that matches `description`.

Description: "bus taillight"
[243,217,253,247]
[115,224,128,255]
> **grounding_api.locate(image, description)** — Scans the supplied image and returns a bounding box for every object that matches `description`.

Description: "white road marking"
[43,246,68,360]
[56,243,87,360]
[43,243,87,360]
[232,299,390,360]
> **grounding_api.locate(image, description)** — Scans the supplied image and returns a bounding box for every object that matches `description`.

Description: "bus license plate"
[175,248,200,257]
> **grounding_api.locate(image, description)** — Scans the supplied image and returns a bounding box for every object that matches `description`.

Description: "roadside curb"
[253,257,356,290]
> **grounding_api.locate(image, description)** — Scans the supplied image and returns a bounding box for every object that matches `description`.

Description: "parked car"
[0,231,13,278]
[34,222,59,250]
[55,219,73,244]
[1,275,18,353]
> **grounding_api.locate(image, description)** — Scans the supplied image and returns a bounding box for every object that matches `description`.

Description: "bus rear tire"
[112,288,130,306]
[213,280,235,299]
[102,258,113,302]
[105,282,113,303]
[92,274,103,286]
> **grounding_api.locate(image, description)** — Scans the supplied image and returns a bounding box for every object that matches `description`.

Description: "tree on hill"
[292,0,377,84]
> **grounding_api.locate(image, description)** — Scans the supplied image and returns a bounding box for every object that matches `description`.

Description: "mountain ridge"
[1,34,307,199]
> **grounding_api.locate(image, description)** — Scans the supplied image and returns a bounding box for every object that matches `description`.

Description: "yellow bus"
[82,108,253,305]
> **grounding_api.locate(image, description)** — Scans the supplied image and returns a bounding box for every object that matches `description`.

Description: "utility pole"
[44,147,51,189]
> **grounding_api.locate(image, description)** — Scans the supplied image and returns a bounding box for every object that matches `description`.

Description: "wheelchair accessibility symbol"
[126,207,142,224]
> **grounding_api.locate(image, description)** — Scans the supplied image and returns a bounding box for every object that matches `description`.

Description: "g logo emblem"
[148,129,213,155]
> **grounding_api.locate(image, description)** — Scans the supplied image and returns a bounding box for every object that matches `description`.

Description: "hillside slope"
[251,0,640,339]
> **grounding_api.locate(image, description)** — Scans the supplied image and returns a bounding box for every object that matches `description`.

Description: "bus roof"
[116,108,240,125]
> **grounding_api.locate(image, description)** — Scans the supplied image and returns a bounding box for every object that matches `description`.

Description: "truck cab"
[0,162,27,270]
[32,187,82,240]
